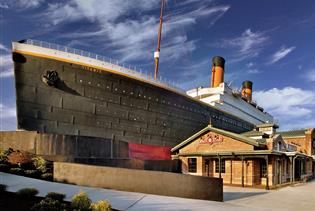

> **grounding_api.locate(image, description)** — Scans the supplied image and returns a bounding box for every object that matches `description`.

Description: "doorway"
[205,159,210,177]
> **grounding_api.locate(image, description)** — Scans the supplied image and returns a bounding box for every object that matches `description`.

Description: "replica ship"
[11,1,274,153]
[12,41,272,148]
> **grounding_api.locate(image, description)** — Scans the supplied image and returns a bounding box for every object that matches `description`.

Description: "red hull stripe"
[129,143,171,160]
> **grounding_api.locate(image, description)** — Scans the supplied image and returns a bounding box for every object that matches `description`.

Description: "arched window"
[277,142,281,151]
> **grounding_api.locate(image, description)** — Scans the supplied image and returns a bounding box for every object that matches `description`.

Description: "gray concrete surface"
[224,181,315,211]
[1,172,314,210]
[0,172,258,211]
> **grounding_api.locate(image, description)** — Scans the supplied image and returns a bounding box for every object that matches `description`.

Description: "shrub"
[71,191,92,211]
[0,184,7,192]
[41,173,53,181]
[7,151,32,166]
[17,188,39,198]
[91,200,112,211]
[46,192,66,202]
[2,148,13,156]
[32,156,47,173]
[0,148,11,164]
[9,167,24,175]
[0,154,8,164]
[24,169,40,178]
[31,197,68,211]
[0,163,10,172]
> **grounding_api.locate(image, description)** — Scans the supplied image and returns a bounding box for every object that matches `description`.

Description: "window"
[277,142,281,151]
[215,159,225,173]
[188,158,197,173]
[260,162,267,178]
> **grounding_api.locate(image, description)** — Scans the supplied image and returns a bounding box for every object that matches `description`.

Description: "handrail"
[24,39,184,93]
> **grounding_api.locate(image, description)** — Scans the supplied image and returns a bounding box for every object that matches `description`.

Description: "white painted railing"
[25,39,184,93]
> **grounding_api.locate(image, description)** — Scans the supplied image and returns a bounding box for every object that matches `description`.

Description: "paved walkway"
[0,172,260,211]
[224,181,315,211]
[1,172,314,210]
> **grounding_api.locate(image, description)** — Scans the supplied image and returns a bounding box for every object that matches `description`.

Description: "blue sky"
[1,0,315,131]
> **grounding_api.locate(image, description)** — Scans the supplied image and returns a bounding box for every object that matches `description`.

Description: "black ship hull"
[13,52,253,149]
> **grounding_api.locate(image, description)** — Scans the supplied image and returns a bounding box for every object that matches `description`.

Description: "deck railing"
[25,39,184,93]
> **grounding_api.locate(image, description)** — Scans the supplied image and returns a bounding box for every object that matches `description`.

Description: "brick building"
[277,129,315,156]
[171,124,315,189]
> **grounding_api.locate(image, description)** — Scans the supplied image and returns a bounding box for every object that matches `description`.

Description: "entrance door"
[295,159,301,181]
[205,159,210,177]
[277,160,281,184]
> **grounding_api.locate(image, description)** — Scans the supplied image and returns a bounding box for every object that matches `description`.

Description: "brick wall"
[283,137,308,154]
[181,157,266,187]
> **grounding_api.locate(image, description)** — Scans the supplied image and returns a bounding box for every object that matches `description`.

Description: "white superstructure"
[186,83,274,125]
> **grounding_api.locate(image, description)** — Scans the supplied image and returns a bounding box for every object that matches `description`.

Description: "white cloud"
[246,62,254,68]
[0,51,14,78]
[254,87,315,116]
[42,0,230,63]
[244,62,261,74]
[247,69,260,74]
[0,43,16,129]
[166,5,230,27]
[305,69,315,82]
[0,69,14,78]
[0,54,12,67]
[269,46,296,64]
[0,43,9,52]
[0,103,16,119]
[45,0,159,26]
[0,3,9,9]
[298,65,302,70]
[0,103,16,131]
[280,118,315,131]
[254,87,315,129]
[18,0,44,8]
[221,29,269,62]
[4,0,44,9]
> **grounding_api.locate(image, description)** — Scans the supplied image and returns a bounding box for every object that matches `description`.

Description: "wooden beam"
[265,156,269,190]
[289,157,293,183]
[241,156,244,187]
[230,159,233,184]
[219,156,222,179]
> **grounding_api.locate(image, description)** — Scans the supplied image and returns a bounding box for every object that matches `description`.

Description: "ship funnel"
[241,80,253,102]
[211,56,225,88]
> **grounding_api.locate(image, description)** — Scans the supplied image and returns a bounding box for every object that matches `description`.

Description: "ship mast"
[154,0,166,80]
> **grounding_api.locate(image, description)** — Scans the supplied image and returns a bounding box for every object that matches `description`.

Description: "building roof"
[171,125,266,152]
[173,150,284,158]
[241,130,265,137]
[277,129,306,138]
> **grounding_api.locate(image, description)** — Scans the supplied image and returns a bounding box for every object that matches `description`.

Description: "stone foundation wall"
[0,131,127,160]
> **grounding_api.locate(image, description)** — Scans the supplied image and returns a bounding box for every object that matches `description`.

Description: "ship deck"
[13,39,184,95]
